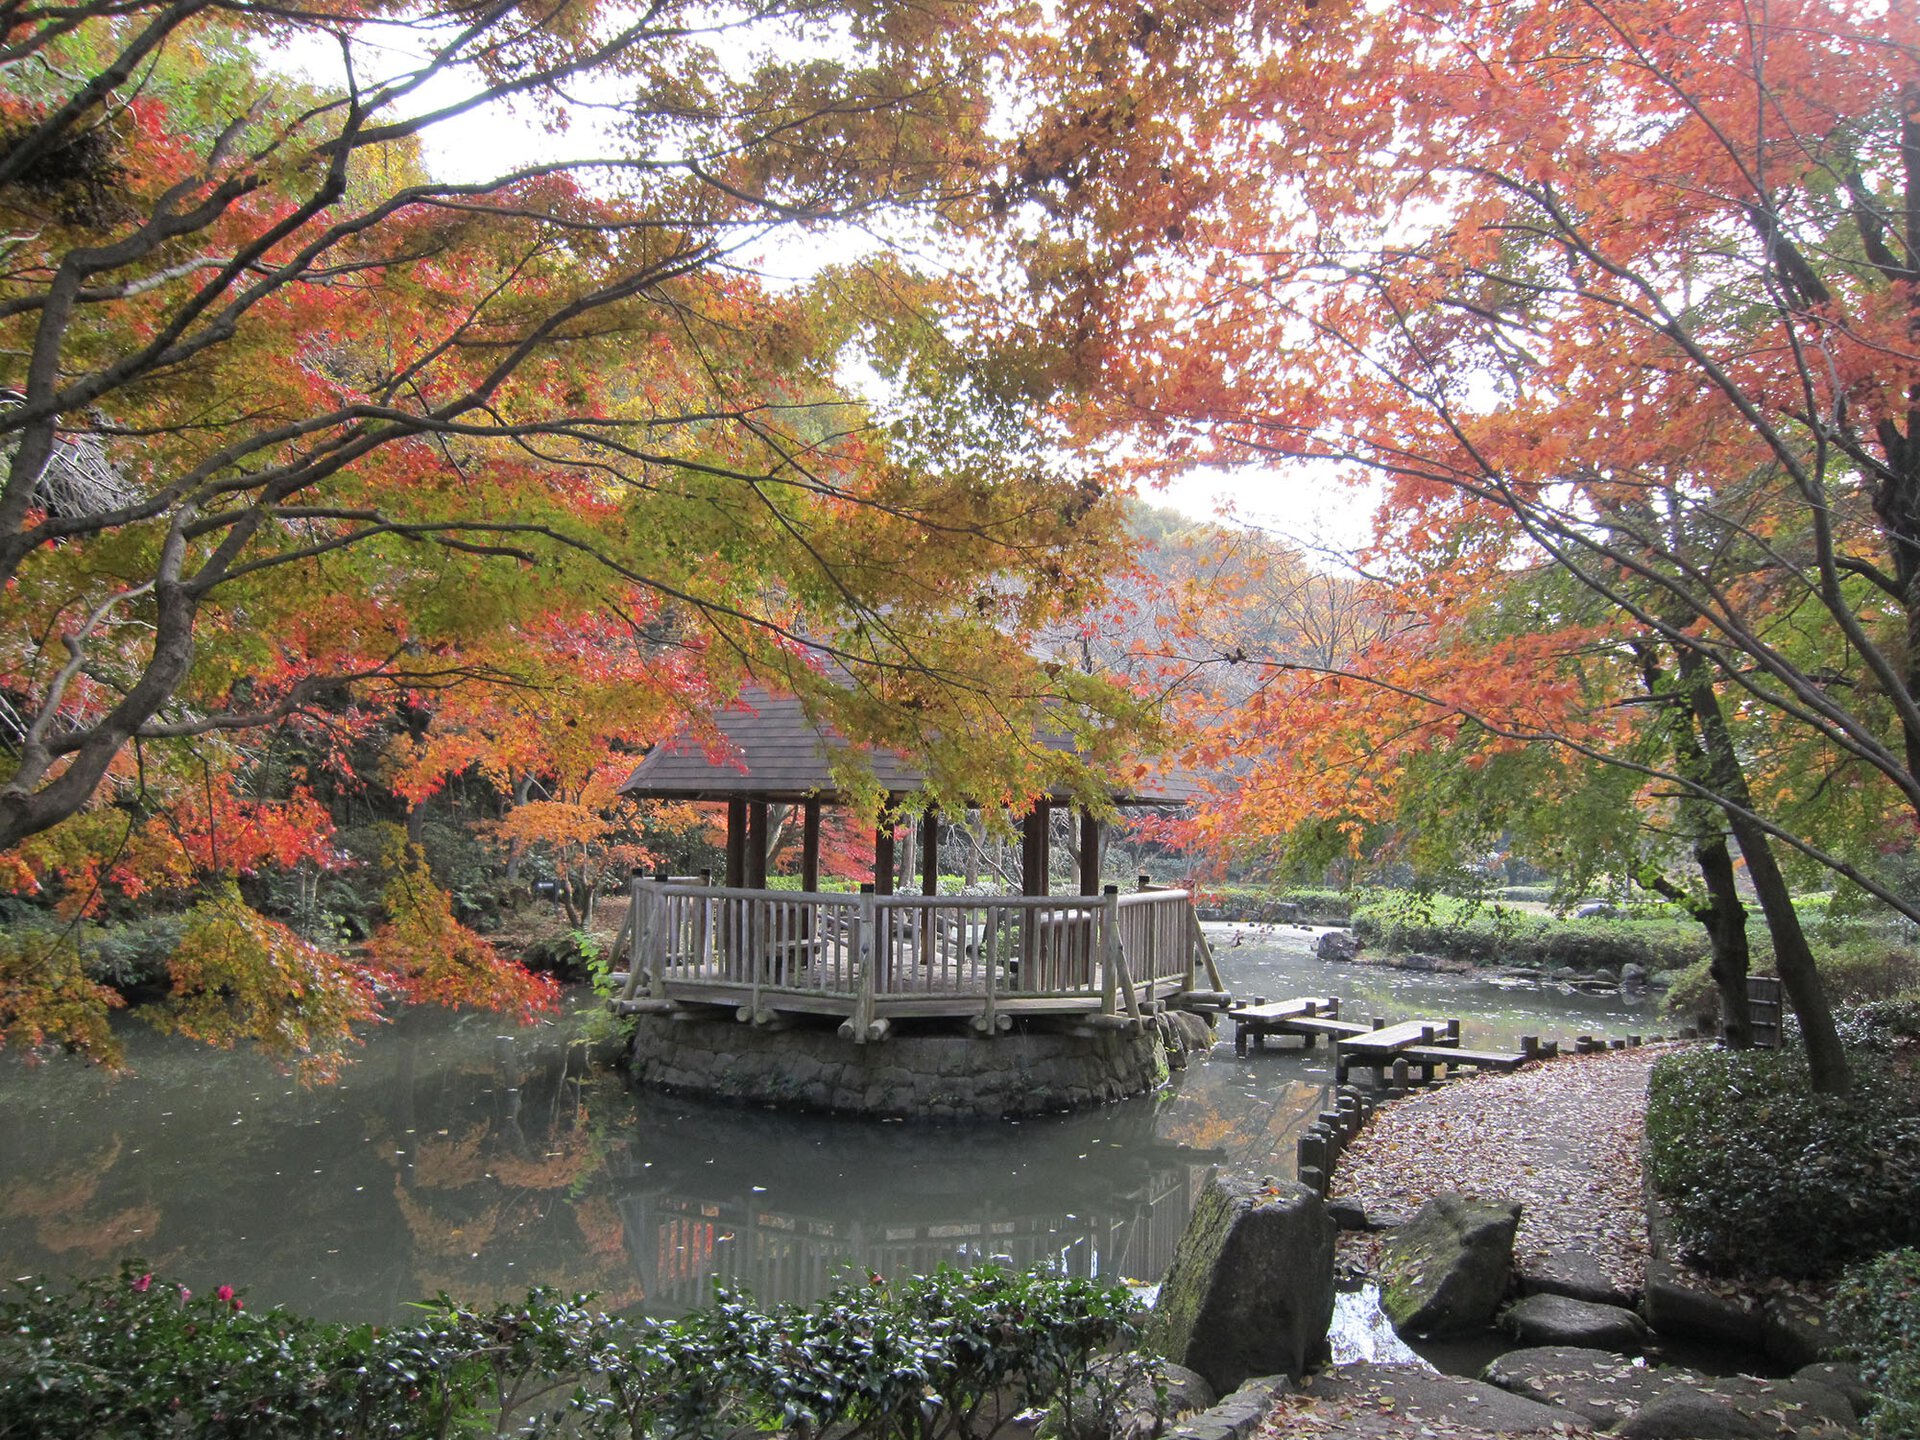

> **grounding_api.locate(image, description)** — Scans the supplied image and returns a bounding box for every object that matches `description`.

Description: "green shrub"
[1661,958,1720,1029]
[1197,885,1353,924]
[1645,1046,1920,1280]
[77,915,186,992]
[1834,1248,1920,1440]
[0,1262,1136,1440]
[1812,943,1920,1005]
[1352,892,1703,972]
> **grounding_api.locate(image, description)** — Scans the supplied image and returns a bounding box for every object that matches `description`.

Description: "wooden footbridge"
[1230,996,1540,1084]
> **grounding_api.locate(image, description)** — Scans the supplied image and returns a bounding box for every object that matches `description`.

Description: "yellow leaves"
[487,800,607,852]
[0,929,124,1064]
[154,884,378,1084]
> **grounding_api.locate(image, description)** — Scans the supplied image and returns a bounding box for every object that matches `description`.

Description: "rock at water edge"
[1613,1391,1768,1439]
[1315,931,1359,962]
[1378,1192,1521,1337]
[1144,1174,1335,1390]
[1307,1362,1582,1434]
[1515,1245,1637,1309]
[1502,1292,1648,1353]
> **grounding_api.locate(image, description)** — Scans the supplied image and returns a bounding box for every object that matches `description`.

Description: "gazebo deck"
[613,880,1224,1041]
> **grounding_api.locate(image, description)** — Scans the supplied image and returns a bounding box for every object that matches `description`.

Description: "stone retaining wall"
[625,1014,1187,1119]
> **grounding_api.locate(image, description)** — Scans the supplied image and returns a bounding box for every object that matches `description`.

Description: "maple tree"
[992,0,1918,1091]
[0,0,1154,1065]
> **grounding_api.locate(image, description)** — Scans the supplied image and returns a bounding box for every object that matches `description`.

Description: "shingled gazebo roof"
[618,687,1196,807]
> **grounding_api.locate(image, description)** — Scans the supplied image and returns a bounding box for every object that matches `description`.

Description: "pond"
[0,924,1660,1323]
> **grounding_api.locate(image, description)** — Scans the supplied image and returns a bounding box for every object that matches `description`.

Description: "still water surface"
[0,924,1657,1321]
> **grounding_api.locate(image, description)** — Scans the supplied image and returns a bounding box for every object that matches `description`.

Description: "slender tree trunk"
[1685,657,1850,1093]
[1690,835,1754,1049]
[1632,643,1753,1046]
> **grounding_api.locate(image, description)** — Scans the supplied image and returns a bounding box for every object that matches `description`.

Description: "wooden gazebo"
[610,688,1225,1041]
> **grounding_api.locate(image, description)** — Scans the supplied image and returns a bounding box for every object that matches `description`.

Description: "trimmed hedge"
[1351,894,1702,973]
[1835,1248,1920,1440]
[1645,1040,1920,1280]
[0,1263,1136,1440]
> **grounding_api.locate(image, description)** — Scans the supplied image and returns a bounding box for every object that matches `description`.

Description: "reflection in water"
[0,924,1657,1322]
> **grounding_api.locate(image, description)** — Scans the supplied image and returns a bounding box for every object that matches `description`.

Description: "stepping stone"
[1615,1390,1770,1438]
[1483,1346,1859,1436]
[1517,1246,1637,1308]
[1503,1292,1649,1352]
[1484,1345,1697,1430]
[1295,1361,1581,1436]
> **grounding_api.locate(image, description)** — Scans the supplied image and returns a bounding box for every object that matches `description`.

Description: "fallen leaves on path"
[1330,1046,1680,1294]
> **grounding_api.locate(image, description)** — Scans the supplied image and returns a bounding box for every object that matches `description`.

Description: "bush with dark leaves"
[1835,1247,1920,1440]
[1646,1046,1920,1280]
[0,1262,1137,1440]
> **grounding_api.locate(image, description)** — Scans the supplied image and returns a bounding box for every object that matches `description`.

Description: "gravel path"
[1329,1045,1678,1294]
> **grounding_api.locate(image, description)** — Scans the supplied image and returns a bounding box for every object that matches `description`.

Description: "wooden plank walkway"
[1232,996,1365,1053]
[1230,994,1533,1084]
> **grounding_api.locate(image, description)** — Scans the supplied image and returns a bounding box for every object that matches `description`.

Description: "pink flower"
[215,1285,234,1302]
[231,1297,243,1311]
[178,1286,191,1303]
[131,1273,152,1294]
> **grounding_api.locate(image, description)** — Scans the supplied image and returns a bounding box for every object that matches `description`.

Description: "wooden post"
[747,802,770,889]
[1100,885,1119,1017]
[979,902,1000,1035]
[1019,803,1049,974]
[695,868,713,971]
[856,883,877,1042]
[1103,884,1140,1023]
[1020,801,1050,896]
[1078,810,1101,895]
[624,867,647,997]
[920,810,939,897]
[801,801,821,893]
[725,800,747,889]
[874,823,896,897]
[1138,872,1152,892]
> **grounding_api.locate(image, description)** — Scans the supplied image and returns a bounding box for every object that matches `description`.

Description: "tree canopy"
[0,0,1150,1067]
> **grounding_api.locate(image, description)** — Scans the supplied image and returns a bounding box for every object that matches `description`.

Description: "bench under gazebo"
[610,687,1226,1045]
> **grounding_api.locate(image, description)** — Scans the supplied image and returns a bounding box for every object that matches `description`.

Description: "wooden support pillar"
[1078,810,1101,896]
[800,800,821,893]
[1020,801,1051,897]
[746,802,770,889]
[920,809,939,897]
[725,799,747,889]
[874,821,896,897]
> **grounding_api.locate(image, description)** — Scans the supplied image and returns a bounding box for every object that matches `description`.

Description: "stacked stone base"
[625,1014,1190,1119]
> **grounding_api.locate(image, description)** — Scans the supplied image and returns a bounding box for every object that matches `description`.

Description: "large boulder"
[1377,1192,1521,1337]
[1144,1174,1335,1389]
[1502,1293,1648,1353]
[1315,930,1360,963]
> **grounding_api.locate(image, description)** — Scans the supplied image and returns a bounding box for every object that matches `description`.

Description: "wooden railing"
[616,880,1218,1039]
